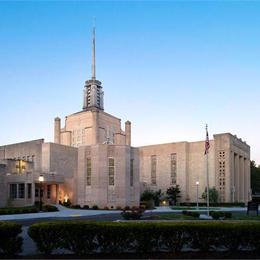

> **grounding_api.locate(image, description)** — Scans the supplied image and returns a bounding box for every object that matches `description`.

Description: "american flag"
[204,125,210,155]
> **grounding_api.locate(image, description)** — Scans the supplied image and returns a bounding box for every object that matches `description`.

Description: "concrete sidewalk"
[0,204,120,221]
[0,205,247,221]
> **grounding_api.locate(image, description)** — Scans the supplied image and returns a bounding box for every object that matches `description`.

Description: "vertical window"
[171,153,177,185]
[86,158,91,186]
[151,155,157,185]
[218,151,226,202]
[18,183,25,198]
[108,158,115,186]
[27,183,32,199]
[47,185,51,199]
[130,159,134,187]
[35,188,39,197]
[10,184,17,199]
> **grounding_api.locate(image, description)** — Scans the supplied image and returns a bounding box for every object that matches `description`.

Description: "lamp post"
[196,181,199,211]
[39,175,44,211]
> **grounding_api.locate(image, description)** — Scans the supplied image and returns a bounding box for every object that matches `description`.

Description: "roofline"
[0,139,44,148]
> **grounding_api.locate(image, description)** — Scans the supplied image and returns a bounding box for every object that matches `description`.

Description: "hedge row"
[28,221,260,255]
[0,222,23,255]
[0,206,38,215]
[0,205,58,215]
[179,202,245,207]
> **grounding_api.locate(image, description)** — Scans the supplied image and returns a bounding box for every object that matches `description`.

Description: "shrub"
[182,210,200,218]
[0,222,23,255]
[124,206,130,210]
[28,221,260,255]
[103,207,109,210]
[209,211,232,220]
[121,208,145,220]
[83,205,89,209]
[92,205,99,210]
[42,205,58,212]
[179,202,245,207]
[140,200,154,209]
[0,206,38,215]
[62,199,72,207]
[116,206,122,210]
[72,204,81,209]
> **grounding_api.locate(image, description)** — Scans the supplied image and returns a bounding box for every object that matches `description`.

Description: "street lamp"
[196,181,199,211]
[39,175,44,211]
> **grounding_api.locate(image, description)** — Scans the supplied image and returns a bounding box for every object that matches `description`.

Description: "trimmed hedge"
[121,208,145,220]
[42,205,58,212]
[28,221,260,255]
[0,222,23,255]
[179,202,245,207]
[210,211,232,220]
[0,206,38,215]
[182,210,200,218]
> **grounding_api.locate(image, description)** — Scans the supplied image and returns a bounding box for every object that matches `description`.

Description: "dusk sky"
[0,1,260,163]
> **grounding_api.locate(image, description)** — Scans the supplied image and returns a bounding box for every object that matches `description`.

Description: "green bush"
[72,204,81,209]
[179,202,245,207]
[140,200,154,209]
[0,206,38,215]
[61,199,71,207]
[209,211,232,220]
[92,205,99,210]
[182,210,200,218]
[83,205,89,209]
[121,208,145,220]
[28,221,260,255]
[0,222,23,255]
[42,205,58,212]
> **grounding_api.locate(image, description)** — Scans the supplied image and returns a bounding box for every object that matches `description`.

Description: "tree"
[140,189,163,206]
[251,161,260,194]
[140,189,154,201]
[202,187,219,203]
[166,185,181,205]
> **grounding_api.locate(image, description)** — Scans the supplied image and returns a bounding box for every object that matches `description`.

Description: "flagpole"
[206,124,210,217]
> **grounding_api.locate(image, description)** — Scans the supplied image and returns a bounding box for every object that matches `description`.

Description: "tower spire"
[83,19,104,111]
[91,18,96,80]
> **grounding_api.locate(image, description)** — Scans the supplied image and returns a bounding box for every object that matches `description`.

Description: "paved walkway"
[0,204,120,221]
[0,205,247,221]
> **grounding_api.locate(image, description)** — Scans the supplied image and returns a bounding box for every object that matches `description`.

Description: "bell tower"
[83,24,104,111]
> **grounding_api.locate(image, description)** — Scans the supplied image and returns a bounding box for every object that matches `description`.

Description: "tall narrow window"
[151,155,157,185]
[27,183,32,199]
[10,184,17,199]
[170,153,177,185]
[130,159,134,187]
[218,150,226,202]
[47,185,51,199]
[86,158,91,186]
[18,183,25,198]
[108,158,115,186]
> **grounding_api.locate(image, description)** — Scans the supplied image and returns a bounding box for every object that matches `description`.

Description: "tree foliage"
[166,185,181,205]
[202,187,219,203]
[251,161,260,194]
[140,189,162,206]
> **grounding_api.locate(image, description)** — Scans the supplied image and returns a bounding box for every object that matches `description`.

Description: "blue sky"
[0,1,260,163]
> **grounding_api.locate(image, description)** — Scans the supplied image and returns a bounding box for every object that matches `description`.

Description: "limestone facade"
[139,133,250,203]
[0,28,251,208]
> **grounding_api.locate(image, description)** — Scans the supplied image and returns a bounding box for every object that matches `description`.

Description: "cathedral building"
[0,27,251,208]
